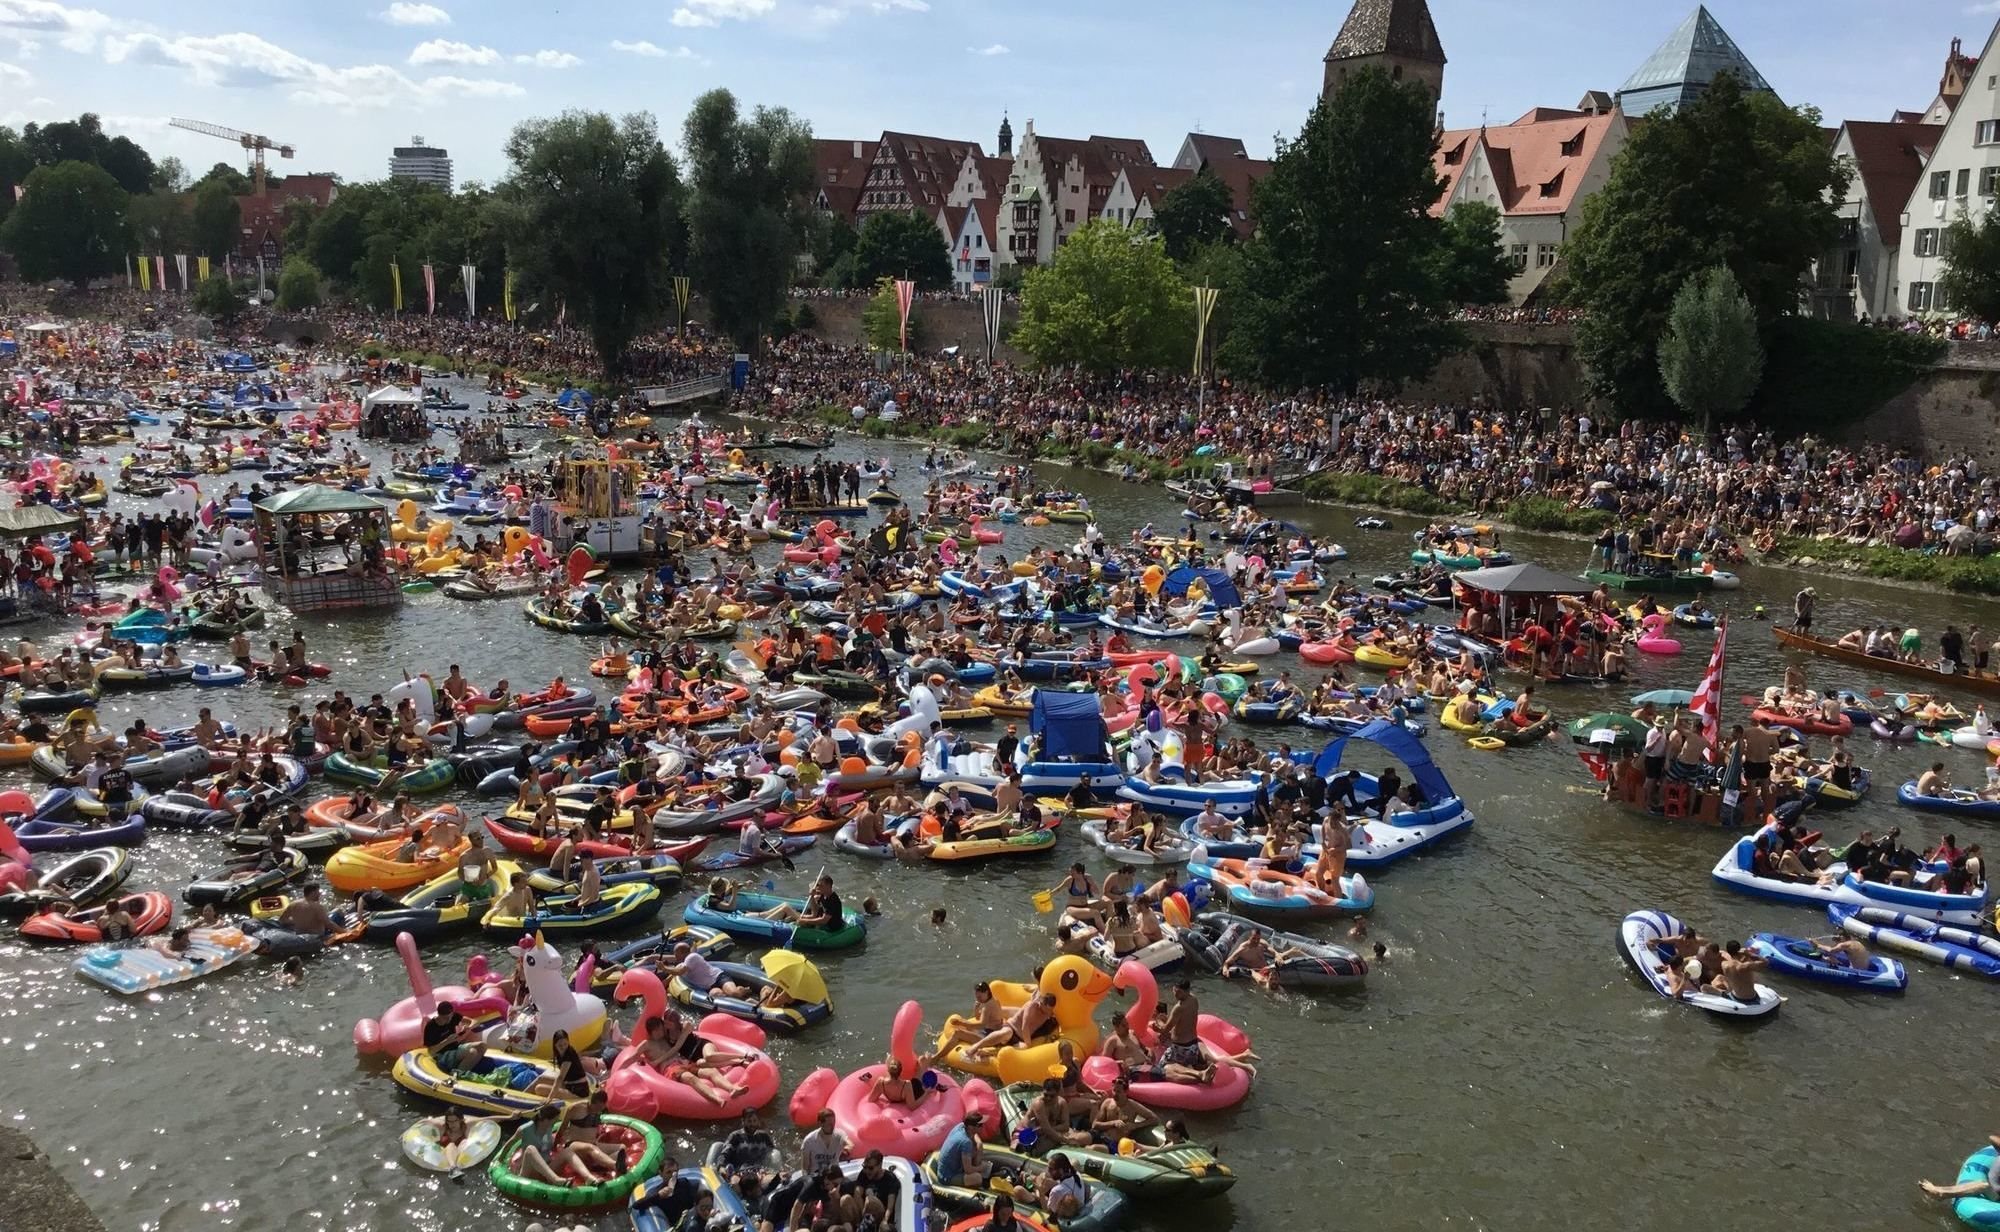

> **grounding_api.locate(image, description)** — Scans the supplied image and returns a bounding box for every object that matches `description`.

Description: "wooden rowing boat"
[1773,626,2000,699]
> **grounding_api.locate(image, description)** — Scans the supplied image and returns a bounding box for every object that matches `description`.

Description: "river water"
[3,392,1994,1232]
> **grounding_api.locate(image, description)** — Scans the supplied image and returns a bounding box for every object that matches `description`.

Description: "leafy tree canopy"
[683,88,814,351]
[1013,219,1191,372]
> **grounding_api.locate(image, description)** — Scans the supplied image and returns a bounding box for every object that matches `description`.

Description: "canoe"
[1746,932,1906,992]
[1773,626,2000,699]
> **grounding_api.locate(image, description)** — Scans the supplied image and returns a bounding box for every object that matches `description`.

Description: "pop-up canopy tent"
[362,385,422,410]
[1313,718,1459,807]
[1031,689,1110,760]
[0,504,83,537]
[1162,564,1242,612]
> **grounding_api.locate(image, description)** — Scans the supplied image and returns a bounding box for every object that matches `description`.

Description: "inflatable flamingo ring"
[0,818,33,894]
[353,931,510,1056]
[1635,613,1683,656]
[789,1000,1000,1159]
[463,933,607,1058]
[603,967,781,1121]
[1080,959,1254,1112]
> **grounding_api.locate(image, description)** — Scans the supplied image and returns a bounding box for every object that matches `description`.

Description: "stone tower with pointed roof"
[1615,5,1777,117]
[1323,0,1446,103]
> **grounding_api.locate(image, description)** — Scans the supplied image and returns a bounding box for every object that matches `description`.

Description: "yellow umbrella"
[760,949,828,1004]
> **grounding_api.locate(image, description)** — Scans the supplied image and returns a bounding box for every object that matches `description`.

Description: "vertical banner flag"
[135,255,150,291]
[422,263,436,316]
[980,286,1003,363]
[256,253,267,292]
[555,299,567,329]
[672,275,690,335]
[390,261,403,312]
[1690,617,1728,761]
[173,254,188,289]
[461,264,477,319]
[153,256,166,292]
[503,268,516,322]
[124,253,133,289]
[1193,284,1219,377]
[893,278,916,352]
[224,254,233,282]
[196,255,210,282]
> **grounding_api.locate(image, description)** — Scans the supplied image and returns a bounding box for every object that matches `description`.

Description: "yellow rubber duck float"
[932,954,1113,1083]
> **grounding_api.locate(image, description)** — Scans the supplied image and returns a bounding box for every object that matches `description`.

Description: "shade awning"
[362,385,422,407]
[1453,562,1593,596]
[0,504,82,537]
[256,485,386,517]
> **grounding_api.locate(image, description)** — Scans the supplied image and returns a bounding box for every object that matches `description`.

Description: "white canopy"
[362,385,422,408]
[23,321,65,334]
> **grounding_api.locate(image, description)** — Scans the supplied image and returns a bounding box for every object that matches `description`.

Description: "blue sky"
[0,0,1987,185]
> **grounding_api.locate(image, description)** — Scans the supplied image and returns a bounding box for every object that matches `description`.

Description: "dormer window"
[1560,132,1583,157]
[1540,170,1564,199]
[1442,140,1466,166]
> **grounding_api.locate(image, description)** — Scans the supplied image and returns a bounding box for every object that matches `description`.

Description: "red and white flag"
[1690,616,1727,760]
[894,278,915,351]
[422,263,436,316]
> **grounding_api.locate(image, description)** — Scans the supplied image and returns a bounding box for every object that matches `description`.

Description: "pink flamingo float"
[353,931,509,1056]
[603,967,780,1121]
[788,1000,1000,1159]
[0,818,32,894]
[1080,959,1254,1111]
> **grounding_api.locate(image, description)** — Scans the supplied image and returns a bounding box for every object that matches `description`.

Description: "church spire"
[998,112,1013,157]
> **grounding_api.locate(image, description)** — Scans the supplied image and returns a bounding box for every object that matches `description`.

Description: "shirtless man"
[1158,980,1214,1083]
[1713,940,1769,1004]
[1916,762,1951,798]
[275,884,334,938]
[1091,1075,1159,1146]
[1739,722,1785,820]
[963,991,1055,1060]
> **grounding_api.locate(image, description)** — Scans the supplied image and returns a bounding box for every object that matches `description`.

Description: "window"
[1933,170,1952,199]
[1064,208,1075,223]
[1959,168,1972,196]
[1559,133,1583,157]
[1539,171,1563,198]
[1536,243,1559,268]
[1983,167,2000,196]
[1909,282,1936,312]
[1442,140,1465,166]
[1915,227,1942,257]
[1508,243,1528,272]
[1980,120,2000,146]
[974,235,984,250]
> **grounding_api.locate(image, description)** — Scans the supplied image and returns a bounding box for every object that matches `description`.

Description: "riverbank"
[0,1127,107,1232]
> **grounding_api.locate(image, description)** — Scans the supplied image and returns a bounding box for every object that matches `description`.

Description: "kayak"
[1895,781,2000,818]
[1746,932,1906,993]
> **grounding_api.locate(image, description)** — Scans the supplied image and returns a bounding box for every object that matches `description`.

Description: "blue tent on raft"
[556,387,595,411]
[1313,718,1463,811]
[1030,689,1111,760]
[1162,565,1241,612]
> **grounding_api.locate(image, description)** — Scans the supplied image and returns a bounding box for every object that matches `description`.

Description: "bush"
[793,302,818,332]
[1770,536,2000,596]
[939,424,990,449]
[860,418,891,439]
[1296,471,1453,516]
[1505,496,1609,534]
[1751,319,1945,435]
[275,259,322,312]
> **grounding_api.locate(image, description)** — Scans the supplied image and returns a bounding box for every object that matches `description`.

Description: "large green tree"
[193,161,252,196]
[1013,219,1190,372]
[861,277,923,351]
[1223,67,1456,392]
[126,189,190,257]
[683,89,814,351]
[276,258,322,310]
[1429,201,1513,306]
[22,115,154,195]
[190,179,241,260]
[846,209,951,291]
[2,161,129,285]
[1658,265,1764,431]
[191,274,247,323]
[1151,168,1234,263]
[1562,73,1847,414]
[498,110,685,376]
[1940,209,2000,322]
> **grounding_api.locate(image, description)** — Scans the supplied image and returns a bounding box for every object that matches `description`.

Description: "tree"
[1013,219,1190,371]
[1223,67,1457,392]
[1151,168,1234,263]
[97,136,155,197]
[846,209,951,291]
[150,156,189,195]
[683,89,814,350]
[0,128,30,225]
[861,277,922,350]
[127,191,190,257]
[1429,201,1512,306]
[191,274,246,323]
[1658,265,1763,431]
[193,161,252,196]
[1562,73,1847,414]
[807,209,858,280]
[280,198,321,258]
[1940,209,2000,322]
[190,180,240,260]
[499,110,685,377]
[276,259,322,310]
[1,161,128,285]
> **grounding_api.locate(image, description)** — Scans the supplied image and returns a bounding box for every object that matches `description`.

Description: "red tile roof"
[1432,110,1619,217]
[1842,119,1943,249]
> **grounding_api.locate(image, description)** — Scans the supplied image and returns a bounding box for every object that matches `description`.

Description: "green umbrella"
[1566,712,1649,749]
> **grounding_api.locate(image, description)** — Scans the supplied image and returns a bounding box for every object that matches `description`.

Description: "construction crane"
[167,117,295,197]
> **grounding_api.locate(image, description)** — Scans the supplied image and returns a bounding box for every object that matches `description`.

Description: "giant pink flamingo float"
[788,1000,1000,1158]
[603,967,780,1121]
[1081,959,1254,1111]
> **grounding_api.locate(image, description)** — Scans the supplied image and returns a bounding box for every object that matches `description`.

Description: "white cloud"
[873,0,928,10]
[671,0,774,27]
[609,39,693,58]
[0,59,28,82]
[968,43,1007,56]
[514,48,579,68]
[381,1,449,25]
[0,1,112,53]
[1969,2,2000,14]
[422,74,524,98]
[103,29,522,111]
[409,37,498,65]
